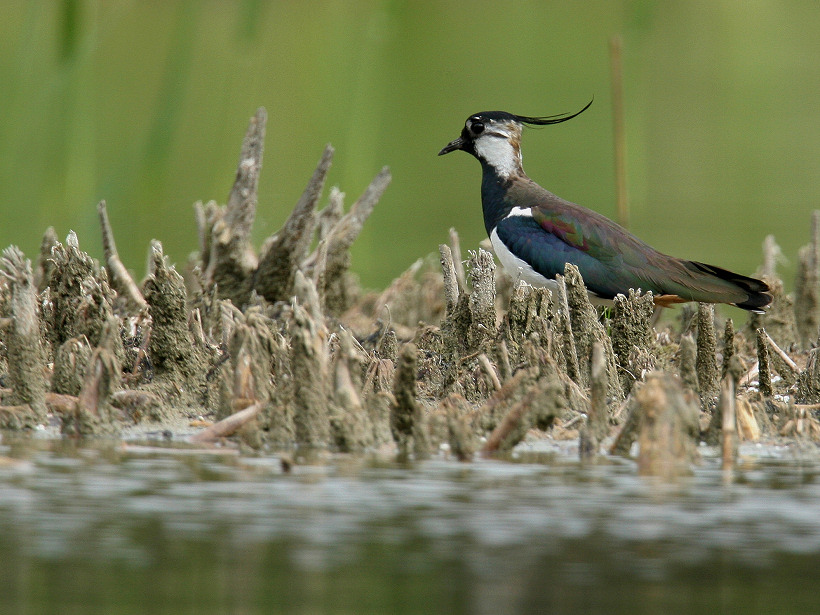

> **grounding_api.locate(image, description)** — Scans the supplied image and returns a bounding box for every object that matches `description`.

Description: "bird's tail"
[687,261,772,313]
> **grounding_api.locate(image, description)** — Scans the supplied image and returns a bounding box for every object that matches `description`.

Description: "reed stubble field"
[2,108,819,478]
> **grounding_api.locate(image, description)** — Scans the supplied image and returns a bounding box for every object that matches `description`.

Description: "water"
[1,437,820,614]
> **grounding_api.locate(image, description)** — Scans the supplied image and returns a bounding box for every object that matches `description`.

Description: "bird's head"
[438,100,593,178]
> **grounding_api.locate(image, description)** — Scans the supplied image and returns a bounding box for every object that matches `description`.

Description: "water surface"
[1,437,819,614]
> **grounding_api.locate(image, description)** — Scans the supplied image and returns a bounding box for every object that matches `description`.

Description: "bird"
[438,101,772,312]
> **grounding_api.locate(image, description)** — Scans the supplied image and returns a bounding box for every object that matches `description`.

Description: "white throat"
[473,135,522,179]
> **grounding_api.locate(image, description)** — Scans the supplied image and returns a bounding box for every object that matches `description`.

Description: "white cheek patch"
[474,135,522,178]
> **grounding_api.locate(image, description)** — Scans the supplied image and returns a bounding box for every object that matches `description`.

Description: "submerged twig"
[190,401,263,443]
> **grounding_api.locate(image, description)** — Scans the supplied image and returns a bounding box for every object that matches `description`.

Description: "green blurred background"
[1,0,819,290]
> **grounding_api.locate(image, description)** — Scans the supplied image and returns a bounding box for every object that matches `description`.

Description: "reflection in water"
[1,440,820,613]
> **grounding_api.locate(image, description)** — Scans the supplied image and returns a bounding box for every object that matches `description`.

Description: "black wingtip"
[690,261,773,313]
[734,292,773,313]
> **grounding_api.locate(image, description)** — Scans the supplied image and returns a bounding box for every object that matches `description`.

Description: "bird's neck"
[479,159,523,235]
[474,138,526,234]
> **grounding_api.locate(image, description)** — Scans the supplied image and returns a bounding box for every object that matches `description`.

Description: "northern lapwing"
[438,101,772,312]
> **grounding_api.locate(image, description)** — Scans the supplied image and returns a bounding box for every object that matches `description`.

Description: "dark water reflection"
[1,438,820,614]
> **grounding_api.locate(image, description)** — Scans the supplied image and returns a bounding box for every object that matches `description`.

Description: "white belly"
[489,228,612,306]
[490,227,557,290]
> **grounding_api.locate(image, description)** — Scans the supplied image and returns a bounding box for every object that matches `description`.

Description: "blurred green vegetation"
[1,1,819,291]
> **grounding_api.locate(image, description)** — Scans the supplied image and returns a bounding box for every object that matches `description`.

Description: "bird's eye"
[470,121,485,135]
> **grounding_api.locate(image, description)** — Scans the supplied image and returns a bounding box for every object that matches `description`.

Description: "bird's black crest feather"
[516,98,593,126]
[473,99,593,127]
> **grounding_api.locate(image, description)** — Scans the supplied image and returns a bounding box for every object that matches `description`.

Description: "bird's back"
[497,176,768,308]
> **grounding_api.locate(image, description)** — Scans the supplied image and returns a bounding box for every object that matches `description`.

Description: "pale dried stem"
[478,353,502,391]
[720,377,736,474]
[739,362,759,388]
[190,401,263,443]
[448,227,467,293]
[764,331,799,372]
[97,200,148,313]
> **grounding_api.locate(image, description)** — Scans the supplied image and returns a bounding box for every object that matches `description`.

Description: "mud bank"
[1,108,819,476]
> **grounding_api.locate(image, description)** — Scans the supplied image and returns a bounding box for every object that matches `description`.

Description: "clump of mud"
[1,107,819,476]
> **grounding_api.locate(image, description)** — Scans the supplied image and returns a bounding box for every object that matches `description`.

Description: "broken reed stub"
[635,373,700,479]
[61,317,122,436]
[695,303,719,399]
[466,249,497,350]
[143,241,203,381]
[756,328,773,397]
[554,275,580,384]
[289,299,331,446]
[561,263,623,402]
[390,342,430,459]
[793,211,820,349]
[720,375,738,473]
[561,263,599,387]
[428,393,476,461]
[579,342,609,460]
[329,328,375,452]
[678,333,698,393]
[721,318,735,380]
[500,281,552,369]
[254,144,332,305]
[203,108,266,307]
[321,166,391,314]
[223,307,277,418]
[52,336,92,397]
[611,289,655,394]
[705,354,746,445]
[439,243,459,316]
[0,246,47,422]
[484,374,566,454]
[47,231,115,349]
[444,395,477,461]
[34,226,58,292]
